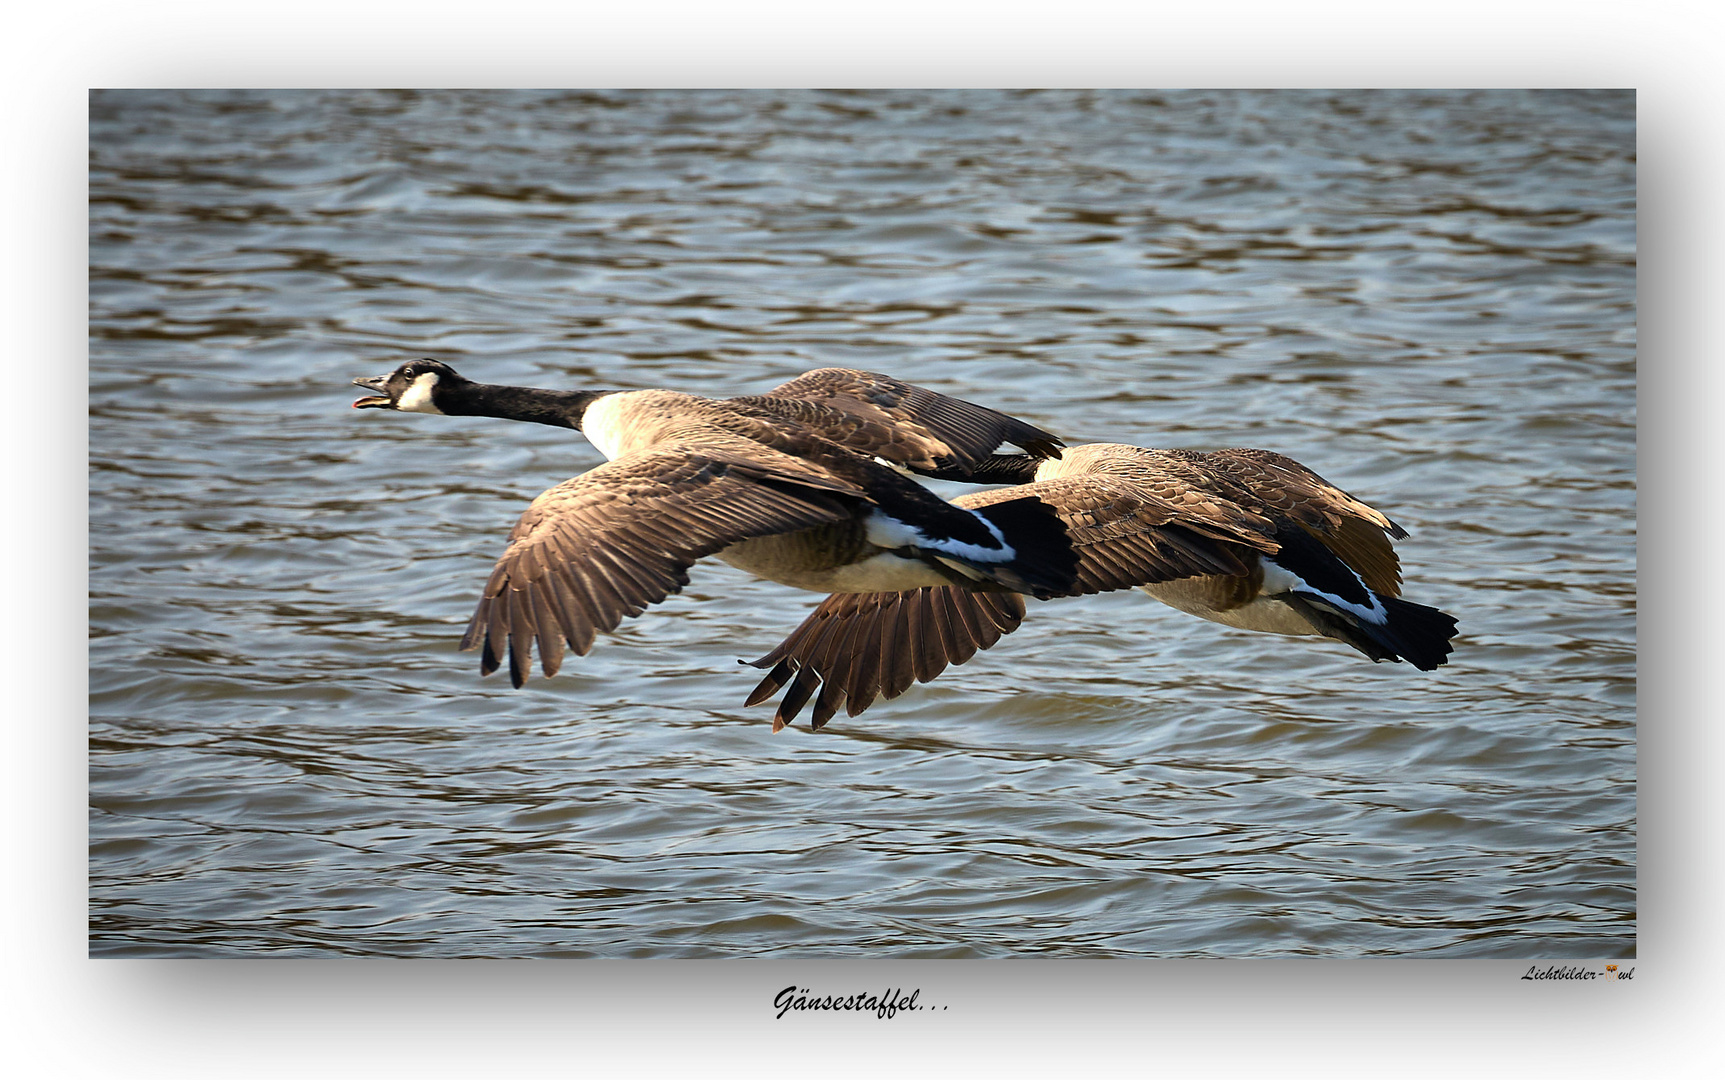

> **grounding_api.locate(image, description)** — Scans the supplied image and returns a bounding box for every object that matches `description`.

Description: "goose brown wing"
[461,445,859,688]
[958,474,1278,594]
[744,474,1281,729]
[734,367,1064,479]
[1196,448,1406,596]
[745,588,1027,732]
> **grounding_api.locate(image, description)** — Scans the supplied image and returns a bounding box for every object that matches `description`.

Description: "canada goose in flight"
[351,359,1080,688]
[746,442,1459,730]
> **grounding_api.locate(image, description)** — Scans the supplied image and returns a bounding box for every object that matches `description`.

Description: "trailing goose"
[746,442,1459,730]
[351,359,1080,688]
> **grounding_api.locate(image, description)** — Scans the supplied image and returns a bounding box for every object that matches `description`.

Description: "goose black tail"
[1369,595,1460,670]
[1283,592,1459,671]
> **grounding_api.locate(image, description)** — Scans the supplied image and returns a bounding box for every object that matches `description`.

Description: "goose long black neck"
[440,383,608,429]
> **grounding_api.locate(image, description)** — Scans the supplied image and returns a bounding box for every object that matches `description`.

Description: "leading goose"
[746,443,1460,730]
[351,360,1080,688]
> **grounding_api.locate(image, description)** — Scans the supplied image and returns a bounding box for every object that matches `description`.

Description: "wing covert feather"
[462,445,857,687]
[1195,448,1405,595]
[735,367,1064,478]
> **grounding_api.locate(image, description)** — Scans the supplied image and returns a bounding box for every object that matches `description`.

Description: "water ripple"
[90,89,1634,958]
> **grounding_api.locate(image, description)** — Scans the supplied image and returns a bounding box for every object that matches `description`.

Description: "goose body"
[351,360,1079,688]
[747,442,1459,730]
[579,388,1023,591]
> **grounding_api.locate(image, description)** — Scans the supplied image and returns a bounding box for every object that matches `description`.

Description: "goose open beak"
[352,374,392,409]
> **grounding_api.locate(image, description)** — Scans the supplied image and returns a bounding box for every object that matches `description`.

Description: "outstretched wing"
[1196,448,1406,596]
[745,474,1281,729]
[462,444,858,688]
[745,588,1027,732]
[733,367,1064,479]
[958,475,1275,595]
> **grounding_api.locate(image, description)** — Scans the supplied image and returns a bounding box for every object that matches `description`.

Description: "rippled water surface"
[89,89,1635,958]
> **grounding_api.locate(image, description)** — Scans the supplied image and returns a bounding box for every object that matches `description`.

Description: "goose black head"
[352,359,469,413]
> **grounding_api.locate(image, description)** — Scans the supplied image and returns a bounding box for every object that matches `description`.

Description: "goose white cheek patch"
[397,372,444,414]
